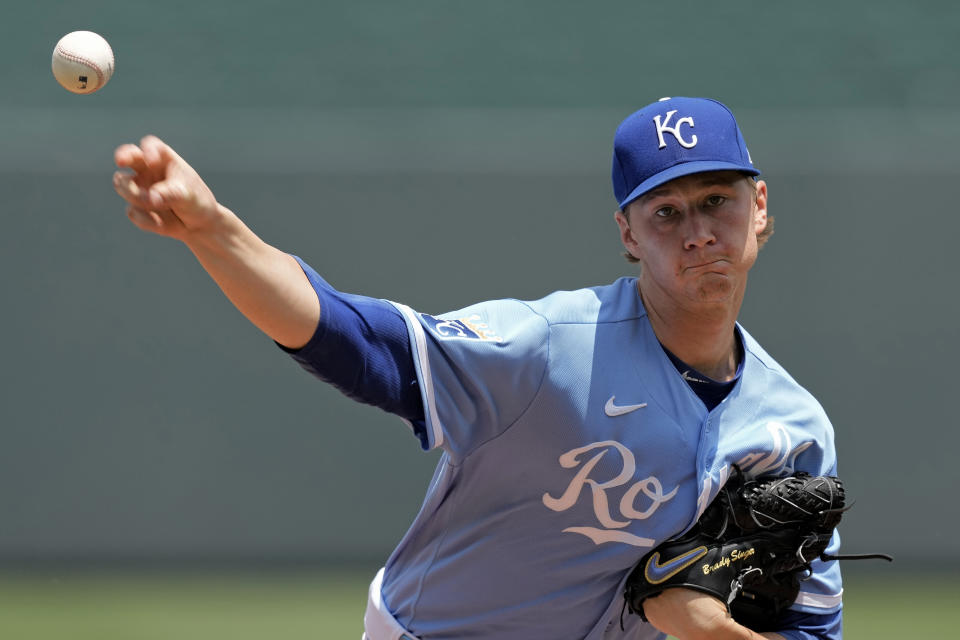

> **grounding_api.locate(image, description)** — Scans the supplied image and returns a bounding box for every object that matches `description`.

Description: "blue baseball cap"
[612,97,760,210]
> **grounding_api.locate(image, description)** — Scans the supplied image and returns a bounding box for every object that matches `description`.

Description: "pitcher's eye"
[655,206,677,218]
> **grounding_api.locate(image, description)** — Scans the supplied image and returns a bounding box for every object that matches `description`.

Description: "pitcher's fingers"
[147,179,190,211]
[113,171,151,206]
[126,205,162,232]
[115,144,148,171]
[126,205,184,235]
[141,135,181,171]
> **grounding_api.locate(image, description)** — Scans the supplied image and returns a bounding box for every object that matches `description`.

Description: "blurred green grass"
[0,569,371,640]
[0,568,951,639]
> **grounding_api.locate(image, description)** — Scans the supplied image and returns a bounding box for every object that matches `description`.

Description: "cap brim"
[618,161,761,210]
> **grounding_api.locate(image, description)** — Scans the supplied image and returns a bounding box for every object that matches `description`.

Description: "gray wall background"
[2,1,958,567]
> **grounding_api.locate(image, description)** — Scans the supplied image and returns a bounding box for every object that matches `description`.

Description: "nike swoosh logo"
[604,396,648,417]
[643,546,709,584]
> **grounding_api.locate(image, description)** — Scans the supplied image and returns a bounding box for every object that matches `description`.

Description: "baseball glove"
[622,467,891,632]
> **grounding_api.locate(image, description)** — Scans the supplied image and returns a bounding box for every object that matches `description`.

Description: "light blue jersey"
[383,277,842,640]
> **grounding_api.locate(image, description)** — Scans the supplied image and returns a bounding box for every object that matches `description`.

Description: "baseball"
[51,31,115,94]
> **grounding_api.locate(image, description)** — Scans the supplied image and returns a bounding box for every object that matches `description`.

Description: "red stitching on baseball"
[55,43,108,90]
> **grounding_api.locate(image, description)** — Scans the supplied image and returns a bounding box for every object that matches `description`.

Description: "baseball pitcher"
[112,97,852,639]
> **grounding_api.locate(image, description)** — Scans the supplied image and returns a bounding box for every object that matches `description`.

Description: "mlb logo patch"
[421,313,503,342]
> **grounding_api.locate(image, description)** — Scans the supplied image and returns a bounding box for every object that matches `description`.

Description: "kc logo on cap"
[611,97,760,210]
[653,110,698,149]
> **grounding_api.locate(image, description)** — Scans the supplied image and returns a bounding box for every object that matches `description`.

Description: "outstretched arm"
[112,135,319,348]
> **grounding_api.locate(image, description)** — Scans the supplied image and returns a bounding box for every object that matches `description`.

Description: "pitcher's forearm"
[182,204,320,349]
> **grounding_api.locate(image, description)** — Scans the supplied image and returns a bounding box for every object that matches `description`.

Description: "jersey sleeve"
[787,415,844,620]
[775,609,842,640]
[388,298,550,461]
[278,256,425,423]
[787,531,843,616]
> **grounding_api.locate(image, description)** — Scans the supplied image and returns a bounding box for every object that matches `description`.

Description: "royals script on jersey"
[382,277,842,640]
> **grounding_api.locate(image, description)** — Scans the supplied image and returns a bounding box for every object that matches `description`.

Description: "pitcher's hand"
[113,135,222,240]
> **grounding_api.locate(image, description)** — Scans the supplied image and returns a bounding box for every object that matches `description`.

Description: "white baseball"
[52,31,115,95]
